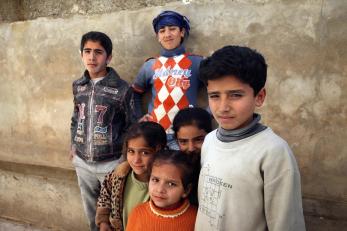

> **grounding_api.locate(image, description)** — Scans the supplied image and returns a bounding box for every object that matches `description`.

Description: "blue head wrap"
[152,10,190,37]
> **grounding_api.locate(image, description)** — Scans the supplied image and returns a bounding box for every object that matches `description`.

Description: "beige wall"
[0,0,346,230]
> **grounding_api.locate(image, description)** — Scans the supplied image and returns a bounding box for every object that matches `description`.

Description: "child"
[95,122,167,231]
[172,107,212,206]
[126,150,197,231]
[70,31,135,231]
[132,10,203,149]
[195,46,306,230]
[172,107,212,156]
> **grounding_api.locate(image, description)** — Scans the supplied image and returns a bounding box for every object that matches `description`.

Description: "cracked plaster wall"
[0,0,346,229]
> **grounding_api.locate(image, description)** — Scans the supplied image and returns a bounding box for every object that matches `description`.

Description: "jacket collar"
[79,67,121,87]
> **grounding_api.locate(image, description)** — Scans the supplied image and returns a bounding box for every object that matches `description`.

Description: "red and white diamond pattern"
[150,54,192,132]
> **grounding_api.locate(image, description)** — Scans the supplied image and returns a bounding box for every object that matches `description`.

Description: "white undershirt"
[92,76,105,84]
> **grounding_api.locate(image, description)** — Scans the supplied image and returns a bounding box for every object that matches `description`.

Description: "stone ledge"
[303,197,347,221]
[0,160,76,181]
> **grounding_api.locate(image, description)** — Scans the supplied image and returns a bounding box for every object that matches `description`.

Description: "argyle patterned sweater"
[132,44,203,133]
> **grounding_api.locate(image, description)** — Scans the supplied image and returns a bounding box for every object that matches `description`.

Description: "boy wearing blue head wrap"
[132,10,203,149]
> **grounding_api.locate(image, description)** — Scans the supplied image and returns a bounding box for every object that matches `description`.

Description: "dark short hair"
[122,122,167,159]
[80,31,113,57]
[199,45,267,95]
[149,149,195,191]
[172,107,212,138]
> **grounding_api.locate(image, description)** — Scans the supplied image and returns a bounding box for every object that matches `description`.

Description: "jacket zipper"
[88,82,95,162]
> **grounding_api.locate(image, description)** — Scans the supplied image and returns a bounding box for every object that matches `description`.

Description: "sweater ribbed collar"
[216,113,267,142]
[160,44,186,57]
[149,198,190,218]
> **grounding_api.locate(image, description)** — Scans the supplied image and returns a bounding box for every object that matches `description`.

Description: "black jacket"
[71,67,135,162]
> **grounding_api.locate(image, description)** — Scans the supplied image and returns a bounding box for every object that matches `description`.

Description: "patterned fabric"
[150,54,191,130]
[132,45,202,133]
[71,67,136,162]
[96,161,131,231]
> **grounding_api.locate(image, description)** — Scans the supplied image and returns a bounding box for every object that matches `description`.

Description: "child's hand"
[138,113,153,122]
[100,222,113,231]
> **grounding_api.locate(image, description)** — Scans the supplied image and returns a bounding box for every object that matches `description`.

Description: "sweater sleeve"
[121,87,138,127]
[263,144,306,231]
[132,61,153,92]
[95,170,114,226]
[132,60,153,119]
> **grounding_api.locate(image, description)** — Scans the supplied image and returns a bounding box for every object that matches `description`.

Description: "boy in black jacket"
[70,31,135,231]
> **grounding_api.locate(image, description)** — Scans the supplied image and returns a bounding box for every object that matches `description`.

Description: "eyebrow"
[208,89,245,94]
[128,147,153,151]
[193,135,205,140]
[178,135,205,140]
[151,174,180,183]
[83,48,104,52]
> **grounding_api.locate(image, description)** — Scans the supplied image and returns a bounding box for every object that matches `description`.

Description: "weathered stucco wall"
[0,0,346,230]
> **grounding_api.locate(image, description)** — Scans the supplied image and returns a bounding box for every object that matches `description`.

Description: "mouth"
[217,116,236,125]
[163,39,173,43]
[132,165,144,168]
[152,195,166,201]
[218,115,234,120]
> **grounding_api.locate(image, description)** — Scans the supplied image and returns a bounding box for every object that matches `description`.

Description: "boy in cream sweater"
[195,46,306,231]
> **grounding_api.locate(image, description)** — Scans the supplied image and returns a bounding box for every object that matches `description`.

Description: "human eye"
[194,136,205,143]
[127,148,135,155]
[158,28,165,34]
[167,181,177,187]
[178,139,188,145]
[140,150,151,156]
[150,176,159,183]
[95,49,104,55]
[83,49,91,54]
[208,93,219,100]
[228,92,243,99]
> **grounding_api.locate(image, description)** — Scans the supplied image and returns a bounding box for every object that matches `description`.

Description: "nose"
[220,95,230,112]
[155,182,166,194]
[133,153,142,163]
[163,28,171,38]
[89,50,96,61]
[188,141,195,152]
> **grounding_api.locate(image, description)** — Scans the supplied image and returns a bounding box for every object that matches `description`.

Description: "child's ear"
[106,55,112,65]
[182,184,192,198]
[255,88,266,107]
[180,28,185,39]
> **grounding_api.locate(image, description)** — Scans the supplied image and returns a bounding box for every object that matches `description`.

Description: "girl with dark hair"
[96,122,167,231]
[126,150,197,231]
[172,107,212,155]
